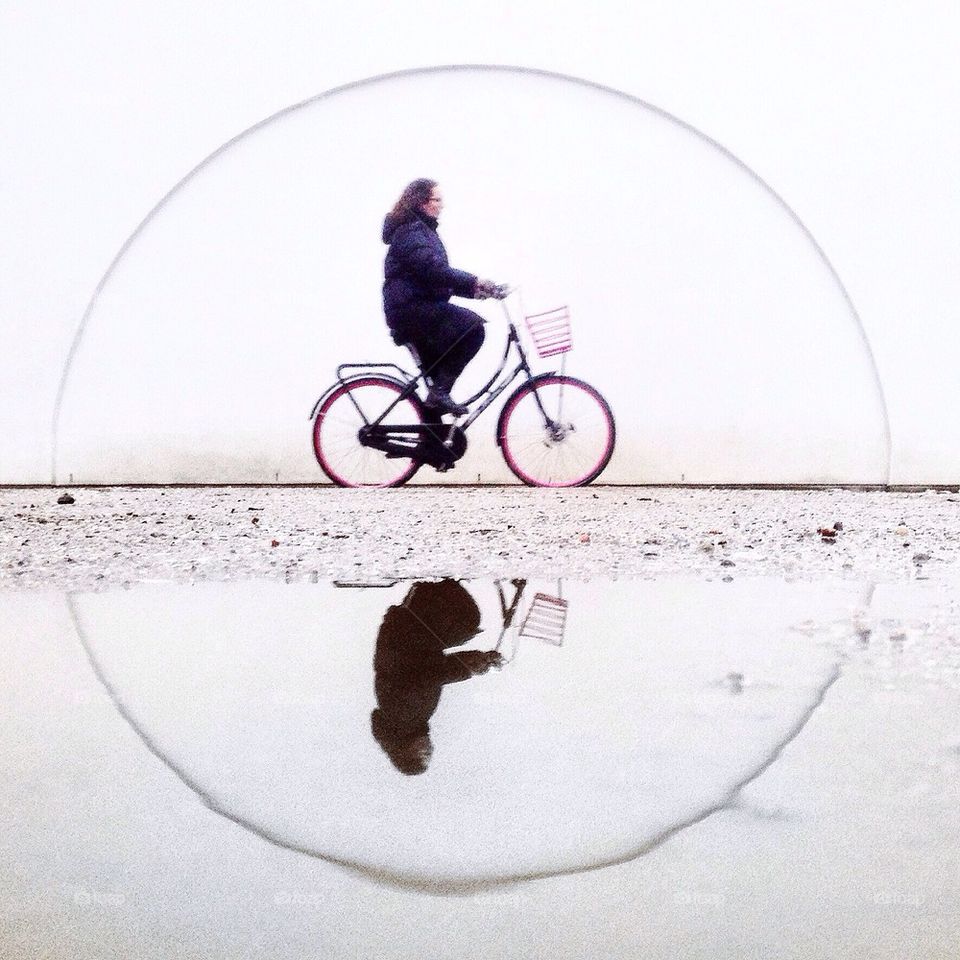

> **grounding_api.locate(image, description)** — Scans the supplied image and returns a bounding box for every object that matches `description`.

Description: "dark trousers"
[393,301,485,393]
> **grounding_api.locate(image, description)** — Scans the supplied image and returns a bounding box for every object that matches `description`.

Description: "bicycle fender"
[308,385,336,421]
[308,372,413,420]
[494,371,558,446]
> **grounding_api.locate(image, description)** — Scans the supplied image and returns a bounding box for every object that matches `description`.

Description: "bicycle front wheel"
[498,375,616,487]
[313,376,424,487]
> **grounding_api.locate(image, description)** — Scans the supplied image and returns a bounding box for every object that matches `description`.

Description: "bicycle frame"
[312,292,615,487]
[456,319,540,432]
[311,301,557,459]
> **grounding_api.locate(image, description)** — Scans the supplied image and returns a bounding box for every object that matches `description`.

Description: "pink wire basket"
[524,306,572,358]
[518,592,568,646]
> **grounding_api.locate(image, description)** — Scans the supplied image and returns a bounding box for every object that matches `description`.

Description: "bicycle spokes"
[313,376,425,487]
[499,376,615,487]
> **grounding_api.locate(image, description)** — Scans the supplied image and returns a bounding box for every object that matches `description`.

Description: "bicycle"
[309,290,616,487]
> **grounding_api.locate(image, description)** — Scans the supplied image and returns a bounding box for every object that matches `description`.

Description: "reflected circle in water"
[72,579,853,891]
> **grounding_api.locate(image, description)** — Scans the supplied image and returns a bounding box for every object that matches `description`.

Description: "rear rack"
[334,362,415,383]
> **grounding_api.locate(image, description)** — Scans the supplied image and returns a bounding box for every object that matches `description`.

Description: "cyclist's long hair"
[387,178,437,224]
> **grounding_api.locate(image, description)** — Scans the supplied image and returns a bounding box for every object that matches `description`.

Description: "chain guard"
[424,424,468,468]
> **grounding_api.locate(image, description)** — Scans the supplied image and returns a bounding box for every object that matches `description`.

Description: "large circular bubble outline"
[69,591,844,895]
[50,64,892,484]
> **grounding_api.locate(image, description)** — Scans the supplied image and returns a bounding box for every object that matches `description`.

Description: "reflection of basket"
[524,306,572,358]
[519,592,568,645]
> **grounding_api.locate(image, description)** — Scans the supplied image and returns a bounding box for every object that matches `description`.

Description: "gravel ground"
[3,486,960,589]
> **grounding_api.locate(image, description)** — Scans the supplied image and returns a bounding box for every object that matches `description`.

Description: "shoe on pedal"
[424,386,468,417]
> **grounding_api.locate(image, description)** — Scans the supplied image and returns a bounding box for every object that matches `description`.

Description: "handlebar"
[477,280,513,301]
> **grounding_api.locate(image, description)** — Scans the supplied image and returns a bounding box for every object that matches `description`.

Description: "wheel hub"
[545,421,574,444]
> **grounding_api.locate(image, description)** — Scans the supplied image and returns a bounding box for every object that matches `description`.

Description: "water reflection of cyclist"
[382,179,503,417]
[371,580,503,776]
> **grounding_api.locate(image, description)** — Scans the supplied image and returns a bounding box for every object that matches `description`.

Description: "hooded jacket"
[371,580,483,743]
[382,210,477,324]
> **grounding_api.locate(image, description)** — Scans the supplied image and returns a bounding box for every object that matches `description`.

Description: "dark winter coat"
[371,580,482,742]
[382,211,477,327]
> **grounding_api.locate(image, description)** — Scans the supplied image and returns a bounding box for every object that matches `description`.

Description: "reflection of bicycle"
[309,290,616,487]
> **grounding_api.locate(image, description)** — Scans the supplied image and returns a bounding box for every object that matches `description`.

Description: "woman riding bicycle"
[382,178,503,416]
[312,196,615,486]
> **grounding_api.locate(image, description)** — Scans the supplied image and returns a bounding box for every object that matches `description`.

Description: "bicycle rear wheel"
[313,376,424,487]
[498,375,615,487]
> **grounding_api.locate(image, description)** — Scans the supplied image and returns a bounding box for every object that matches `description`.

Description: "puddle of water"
[68,577,862,892]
